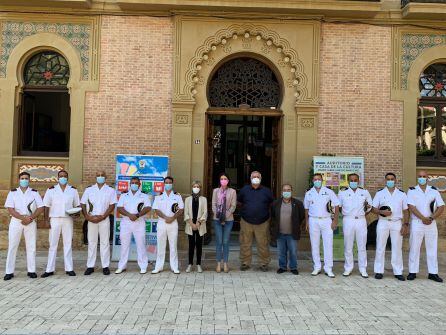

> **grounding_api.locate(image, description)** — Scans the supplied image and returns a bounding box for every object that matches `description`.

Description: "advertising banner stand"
[111,154,168,262]
[313,156,365,260]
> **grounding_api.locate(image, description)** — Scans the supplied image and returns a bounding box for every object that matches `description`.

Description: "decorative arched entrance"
[205,56,283,195]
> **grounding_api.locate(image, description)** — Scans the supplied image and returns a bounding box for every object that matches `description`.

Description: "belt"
[309,216,331,219]
[344,215,365,220]
[380,218,401,222]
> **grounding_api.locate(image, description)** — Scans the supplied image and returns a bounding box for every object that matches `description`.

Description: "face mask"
[192,187,200,194]
[282,191,292,199]
[96,176,106,184]
[251,177,261,185]
[19,179,29,188]
[418,177,427,186]
[313,180,322,188]
[59,177,68,185]
[386,180,395,188]
[220,179,229,187]
[164,184,173,191]
[349,181,358,189]
[130,183,139,192]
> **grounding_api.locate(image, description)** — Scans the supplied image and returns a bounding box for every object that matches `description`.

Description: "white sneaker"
[140,269,147,274]
[343,270,351,277]
[151,269,162,274]
[311,269,321,276]
[173,269,180,274]
[186,265,192,273]
[360,271,369,278]
[325,270,335,278]
[115,268,125,274]
[197,265,203,273]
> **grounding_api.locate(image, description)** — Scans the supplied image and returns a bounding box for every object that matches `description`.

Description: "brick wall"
[319,23,404,195]
[83,15,173,185]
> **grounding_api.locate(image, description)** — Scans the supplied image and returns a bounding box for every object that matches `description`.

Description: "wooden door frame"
[203,108,283,198]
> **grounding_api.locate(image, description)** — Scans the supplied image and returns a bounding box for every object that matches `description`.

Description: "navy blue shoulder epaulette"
[340,186,348,191]
[398,189,405,193]
[10,188,17,192]
[31,189,38,192]
[431,186,438,190]
[49,186,55,189]
[377,188,384,191]
[71,186,77,189]
[409,186,415,190]
[121,191,128,194]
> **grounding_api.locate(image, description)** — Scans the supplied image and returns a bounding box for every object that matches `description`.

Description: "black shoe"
[84,268,94,276]
[395,275,405,281]
[66,271,76,276]
[259,265,268,272]
[428,273,443,283]
[103,267,110,275]
[407,273,417,281]
[3,273,14,281]
[291,269,299,275]
[277,268,286,274]
[27,272,37,279]
[374,273,383,280]
[240,264,250,271]
[41,272,54,278]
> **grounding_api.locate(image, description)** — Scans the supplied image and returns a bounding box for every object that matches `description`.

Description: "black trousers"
[188,230,203,265]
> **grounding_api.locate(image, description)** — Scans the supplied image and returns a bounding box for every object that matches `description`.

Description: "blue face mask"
[19,179,29,188]
[59,177,68,185]
[313,180,322,188]
[130,183,139,192]
[164,184,173,191]
[96,176,106,184]
[349,181,358,189]
[386,180,395,188]
[418,177,427,186]
[282,191,292,199]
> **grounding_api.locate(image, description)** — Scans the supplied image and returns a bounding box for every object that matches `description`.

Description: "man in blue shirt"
[237,171,274,272]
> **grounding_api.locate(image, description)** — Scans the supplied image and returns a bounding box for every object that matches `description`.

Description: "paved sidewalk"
[1,250,446,335]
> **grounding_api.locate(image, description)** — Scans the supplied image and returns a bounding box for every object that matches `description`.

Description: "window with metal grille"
[208,58,280,109]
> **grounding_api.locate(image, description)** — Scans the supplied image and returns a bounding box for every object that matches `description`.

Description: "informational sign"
[111,154,169,262]
[313,156,365,260]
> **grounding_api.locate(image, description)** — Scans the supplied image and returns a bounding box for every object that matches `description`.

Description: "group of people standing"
[3,168,445,283]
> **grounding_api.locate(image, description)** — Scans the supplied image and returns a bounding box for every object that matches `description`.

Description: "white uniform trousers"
[309,217,333,273]
[154,221,179,272]
[5,218,37,274]
[46,217,74,272]
[408,222,438,274]
[87,217,111,269]
[374,219,403,275]
[118,219,148,271]
[343,216,368,272]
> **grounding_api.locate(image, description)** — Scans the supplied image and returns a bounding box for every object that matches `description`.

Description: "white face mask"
[251,177,261,185]
[192,187,200,194]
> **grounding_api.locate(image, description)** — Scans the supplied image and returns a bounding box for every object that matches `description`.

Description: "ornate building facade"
[0,0,446,250]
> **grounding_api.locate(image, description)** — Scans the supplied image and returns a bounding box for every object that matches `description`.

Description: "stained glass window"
[24,51,70,86]
[420,63,446,98]
[208,58,280,108]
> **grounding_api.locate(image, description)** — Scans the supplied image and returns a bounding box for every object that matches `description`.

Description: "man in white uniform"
[338,173,372,278]
[41,170,81,277]
[116,176,152,274]
[152,176,184,274]
[81,170,117,276]
[304,173,339,278]
[4,172,44,280]
[372,172,409,281]
[407,170,445,282]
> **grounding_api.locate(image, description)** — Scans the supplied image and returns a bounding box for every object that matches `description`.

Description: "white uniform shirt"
[372,187,408,221]
[43,184,81,218]
[80,184,117,216]
[152,191,184,224]
[117,190,152,222]
[304,186,339,218]
[338,187,372,217]
[407,185,445,222]
[4,187,44,216]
